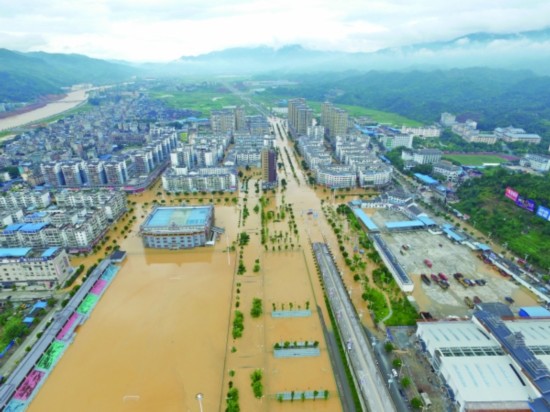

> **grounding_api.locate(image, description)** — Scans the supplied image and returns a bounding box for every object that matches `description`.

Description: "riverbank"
[0,90,89,132]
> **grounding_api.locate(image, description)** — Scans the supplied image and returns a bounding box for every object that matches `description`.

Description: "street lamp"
[196,393,204,412]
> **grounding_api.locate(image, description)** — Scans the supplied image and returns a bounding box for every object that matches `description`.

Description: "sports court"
[143,206,211,228]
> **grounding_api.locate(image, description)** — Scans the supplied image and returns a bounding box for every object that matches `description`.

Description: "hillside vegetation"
[267,68,550,150]
[0,49,137,103]
[455,168,550,269]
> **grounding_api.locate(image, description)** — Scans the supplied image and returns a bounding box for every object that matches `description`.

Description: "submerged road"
[313,242,396,412]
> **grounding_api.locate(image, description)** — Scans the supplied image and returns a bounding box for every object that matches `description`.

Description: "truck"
[424,259,433,268]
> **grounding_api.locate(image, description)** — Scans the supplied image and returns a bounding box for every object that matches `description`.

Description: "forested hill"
[267,68,550,142]
[455,168,550,269]
[0,49,137,103]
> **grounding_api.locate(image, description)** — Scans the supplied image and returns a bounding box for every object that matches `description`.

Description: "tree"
[384,342,394,353]
[392,358,403,369]
[401,376,411,389]
[411,396,423,410]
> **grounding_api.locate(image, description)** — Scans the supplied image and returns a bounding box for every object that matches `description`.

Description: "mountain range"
[171,27,550,75]
[1,27,550,103]
[0,49,136,103]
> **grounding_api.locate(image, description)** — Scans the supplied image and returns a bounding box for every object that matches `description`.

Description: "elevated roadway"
[313,242,396,412]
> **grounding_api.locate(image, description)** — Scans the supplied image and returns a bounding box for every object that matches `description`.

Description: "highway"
[313,242,396,412]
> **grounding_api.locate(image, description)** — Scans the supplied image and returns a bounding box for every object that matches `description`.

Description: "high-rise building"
[104,158,129,185]
[60,160,87,186]
[83,160,107,186]
[321,102,349,138]
[288,98,313,136]
[41,162,65,187]
[235,106,246,131]
[261,148,277,188]
[210,109,236,134]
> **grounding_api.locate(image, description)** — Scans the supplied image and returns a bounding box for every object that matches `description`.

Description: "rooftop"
[143,205,212,229]
[0,247,32,258]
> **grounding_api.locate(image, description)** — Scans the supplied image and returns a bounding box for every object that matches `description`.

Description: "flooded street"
[0,89,88,132]
[29,120,347,412]
[24,116,536,412]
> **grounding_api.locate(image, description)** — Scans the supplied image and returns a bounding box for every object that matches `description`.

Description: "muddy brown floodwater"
[28,116,534,412]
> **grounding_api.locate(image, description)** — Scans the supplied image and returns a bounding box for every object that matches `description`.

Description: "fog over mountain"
[2,27,550,103]
[166,27,550,75]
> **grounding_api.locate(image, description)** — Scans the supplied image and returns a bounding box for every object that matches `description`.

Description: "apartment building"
[321,102,349,138]
[0,247,72,290]
[162,167,238,193]
[288,98,313,136]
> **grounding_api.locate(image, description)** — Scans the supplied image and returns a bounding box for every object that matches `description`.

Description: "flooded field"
[0,90,88,132]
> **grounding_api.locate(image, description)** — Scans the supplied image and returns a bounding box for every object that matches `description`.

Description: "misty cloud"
[0,0,549,61]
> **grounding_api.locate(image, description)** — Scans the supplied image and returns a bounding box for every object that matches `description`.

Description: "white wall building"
[0,247,72,290]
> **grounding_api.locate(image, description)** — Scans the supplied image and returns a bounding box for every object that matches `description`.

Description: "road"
[317,304,358,412]
[313,242,396,412]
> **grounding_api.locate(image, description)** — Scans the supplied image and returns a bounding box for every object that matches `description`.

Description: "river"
[0,89,89,132]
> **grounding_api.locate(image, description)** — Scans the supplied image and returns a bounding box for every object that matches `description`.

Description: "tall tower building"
[288,98,313,137]
[321,102,349,138]
[235,106,246,131]
[261,148,277,188]
[211,109,236,134]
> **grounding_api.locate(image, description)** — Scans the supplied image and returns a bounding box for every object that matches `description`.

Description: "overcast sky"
[0,0,549,62]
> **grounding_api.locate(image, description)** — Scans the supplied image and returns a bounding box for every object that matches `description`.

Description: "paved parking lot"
[379,229,530,317]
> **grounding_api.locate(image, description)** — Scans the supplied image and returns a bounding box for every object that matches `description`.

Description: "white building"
[358,165,393,187]
[316,166,356,188]
[402,149,442,165]
[381,134,413,150]
[495,127,541,145]
[417,311,550,412]
[440,112,457,127]
[0,247,72,290]
[0,191,51,210]
[401,125,441,138]
[162,167,238,193]
[520,154,550,172]
[433,160,462,182]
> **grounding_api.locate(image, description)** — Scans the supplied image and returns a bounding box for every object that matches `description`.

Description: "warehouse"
[417,311,550,412]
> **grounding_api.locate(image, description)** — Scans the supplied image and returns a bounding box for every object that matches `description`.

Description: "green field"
[443,154,507,166]
[151,91,244,116]
[253,91,421,126]
[308,101,422,127]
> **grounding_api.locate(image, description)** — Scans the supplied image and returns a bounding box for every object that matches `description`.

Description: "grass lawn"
[443,154,507,166]
[151,91,243,116]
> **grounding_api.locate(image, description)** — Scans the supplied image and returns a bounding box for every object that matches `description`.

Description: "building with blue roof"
[140,205,215,249]
[0,247,72,290]
[414,173,439,186]
[518,306,550,318]
[442,224,466,243]
[385,220,425,231]
[353,208,379,232]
